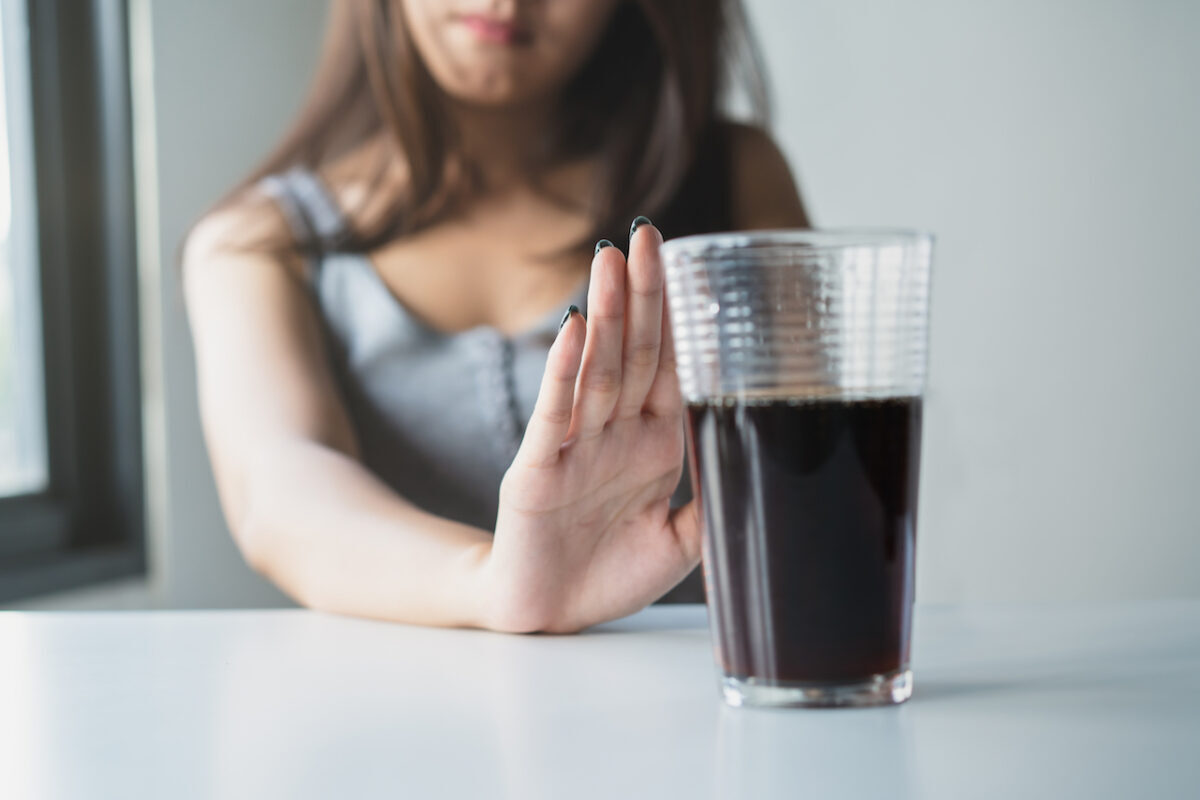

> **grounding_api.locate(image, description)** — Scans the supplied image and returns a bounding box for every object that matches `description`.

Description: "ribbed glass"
[661,230,933,402]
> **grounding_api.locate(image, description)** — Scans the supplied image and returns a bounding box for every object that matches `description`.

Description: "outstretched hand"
[483,219,702,634]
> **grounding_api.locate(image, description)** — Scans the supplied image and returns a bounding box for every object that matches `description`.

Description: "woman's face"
[399,0,623,108]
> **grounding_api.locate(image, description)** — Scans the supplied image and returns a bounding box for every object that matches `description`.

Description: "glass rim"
[659,227,935,260]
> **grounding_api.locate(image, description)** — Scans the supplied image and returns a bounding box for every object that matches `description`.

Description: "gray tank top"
[261,168,704,604]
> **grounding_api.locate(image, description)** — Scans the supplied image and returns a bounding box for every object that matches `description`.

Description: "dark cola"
[685,395,922,683]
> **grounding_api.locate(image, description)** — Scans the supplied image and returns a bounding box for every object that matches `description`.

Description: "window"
[0,0,46,499]
[0,0,144,601]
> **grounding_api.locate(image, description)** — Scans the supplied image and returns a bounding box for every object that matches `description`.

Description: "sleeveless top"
[259,169,705,604]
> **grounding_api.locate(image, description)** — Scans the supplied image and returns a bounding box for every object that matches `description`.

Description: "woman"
[183,0,808,633]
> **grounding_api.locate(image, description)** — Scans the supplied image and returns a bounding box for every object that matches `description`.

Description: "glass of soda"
[661,229,933,708]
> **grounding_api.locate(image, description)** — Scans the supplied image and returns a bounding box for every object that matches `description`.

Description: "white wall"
[19,0,1200,609]
[746,0,1200,603]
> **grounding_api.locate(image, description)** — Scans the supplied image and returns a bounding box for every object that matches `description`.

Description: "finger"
[569,242,626,441]
[514,308,585,467]
[614,218,664,419]
[645,287,684,417]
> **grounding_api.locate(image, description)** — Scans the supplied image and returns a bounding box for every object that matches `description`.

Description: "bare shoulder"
[182,189,307,301]
[183,189,299,271]
[725,122,811,230]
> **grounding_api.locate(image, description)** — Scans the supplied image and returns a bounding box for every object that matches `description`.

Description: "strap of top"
[258,167,347,275]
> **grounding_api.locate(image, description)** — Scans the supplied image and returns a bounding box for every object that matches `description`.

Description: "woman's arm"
[727,122,812,230]
[183,200,492,628]
[181,126,808,633]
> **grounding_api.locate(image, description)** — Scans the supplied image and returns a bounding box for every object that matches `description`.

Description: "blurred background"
[3,0,1198,610]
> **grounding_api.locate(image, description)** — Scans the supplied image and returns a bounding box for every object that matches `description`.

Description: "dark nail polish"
[630,216,652,240]
[559,304,580,332]
[594,239,614,255]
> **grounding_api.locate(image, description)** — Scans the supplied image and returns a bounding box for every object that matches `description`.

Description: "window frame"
[0,0,144,602]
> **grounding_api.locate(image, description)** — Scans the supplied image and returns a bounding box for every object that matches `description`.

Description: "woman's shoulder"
[719,121,811,230]
[183,188,308,286]
[185,135,408,274]
[721,121,788,176]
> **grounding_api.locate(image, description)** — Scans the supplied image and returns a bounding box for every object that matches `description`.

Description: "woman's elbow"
[229,502,323,610]
[228,496,275,580]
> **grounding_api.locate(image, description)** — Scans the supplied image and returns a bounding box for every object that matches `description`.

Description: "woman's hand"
[482,220,702,634]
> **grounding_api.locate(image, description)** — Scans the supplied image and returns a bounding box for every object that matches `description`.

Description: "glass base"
[721,668,912,709]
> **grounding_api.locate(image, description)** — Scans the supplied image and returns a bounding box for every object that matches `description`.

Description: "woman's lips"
[458,14,532,45]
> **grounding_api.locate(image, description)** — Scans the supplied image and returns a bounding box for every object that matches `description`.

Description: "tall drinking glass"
[661,230,933,708]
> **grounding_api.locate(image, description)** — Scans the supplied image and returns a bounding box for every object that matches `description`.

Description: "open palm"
[484,221,702,634]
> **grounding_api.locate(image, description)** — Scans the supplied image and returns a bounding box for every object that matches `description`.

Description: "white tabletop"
[1,601,1197,800]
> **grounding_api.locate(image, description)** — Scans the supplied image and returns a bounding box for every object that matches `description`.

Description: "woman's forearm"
[235,437,495,628]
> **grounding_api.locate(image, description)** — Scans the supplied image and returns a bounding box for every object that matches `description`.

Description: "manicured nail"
[594,239,614,255]
[559,304,580,332]
[629,216,652,240]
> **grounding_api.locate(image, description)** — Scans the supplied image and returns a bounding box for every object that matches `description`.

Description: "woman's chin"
[441,83,550,111]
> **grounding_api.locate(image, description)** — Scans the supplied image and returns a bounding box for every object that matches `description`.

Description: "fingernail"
[559,304,580,332]
[594,239,614,255]
[630,216,652,240]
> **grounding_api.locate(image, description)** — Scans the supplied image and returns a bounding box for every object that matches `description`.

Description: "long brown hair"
[227,0,769,253]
